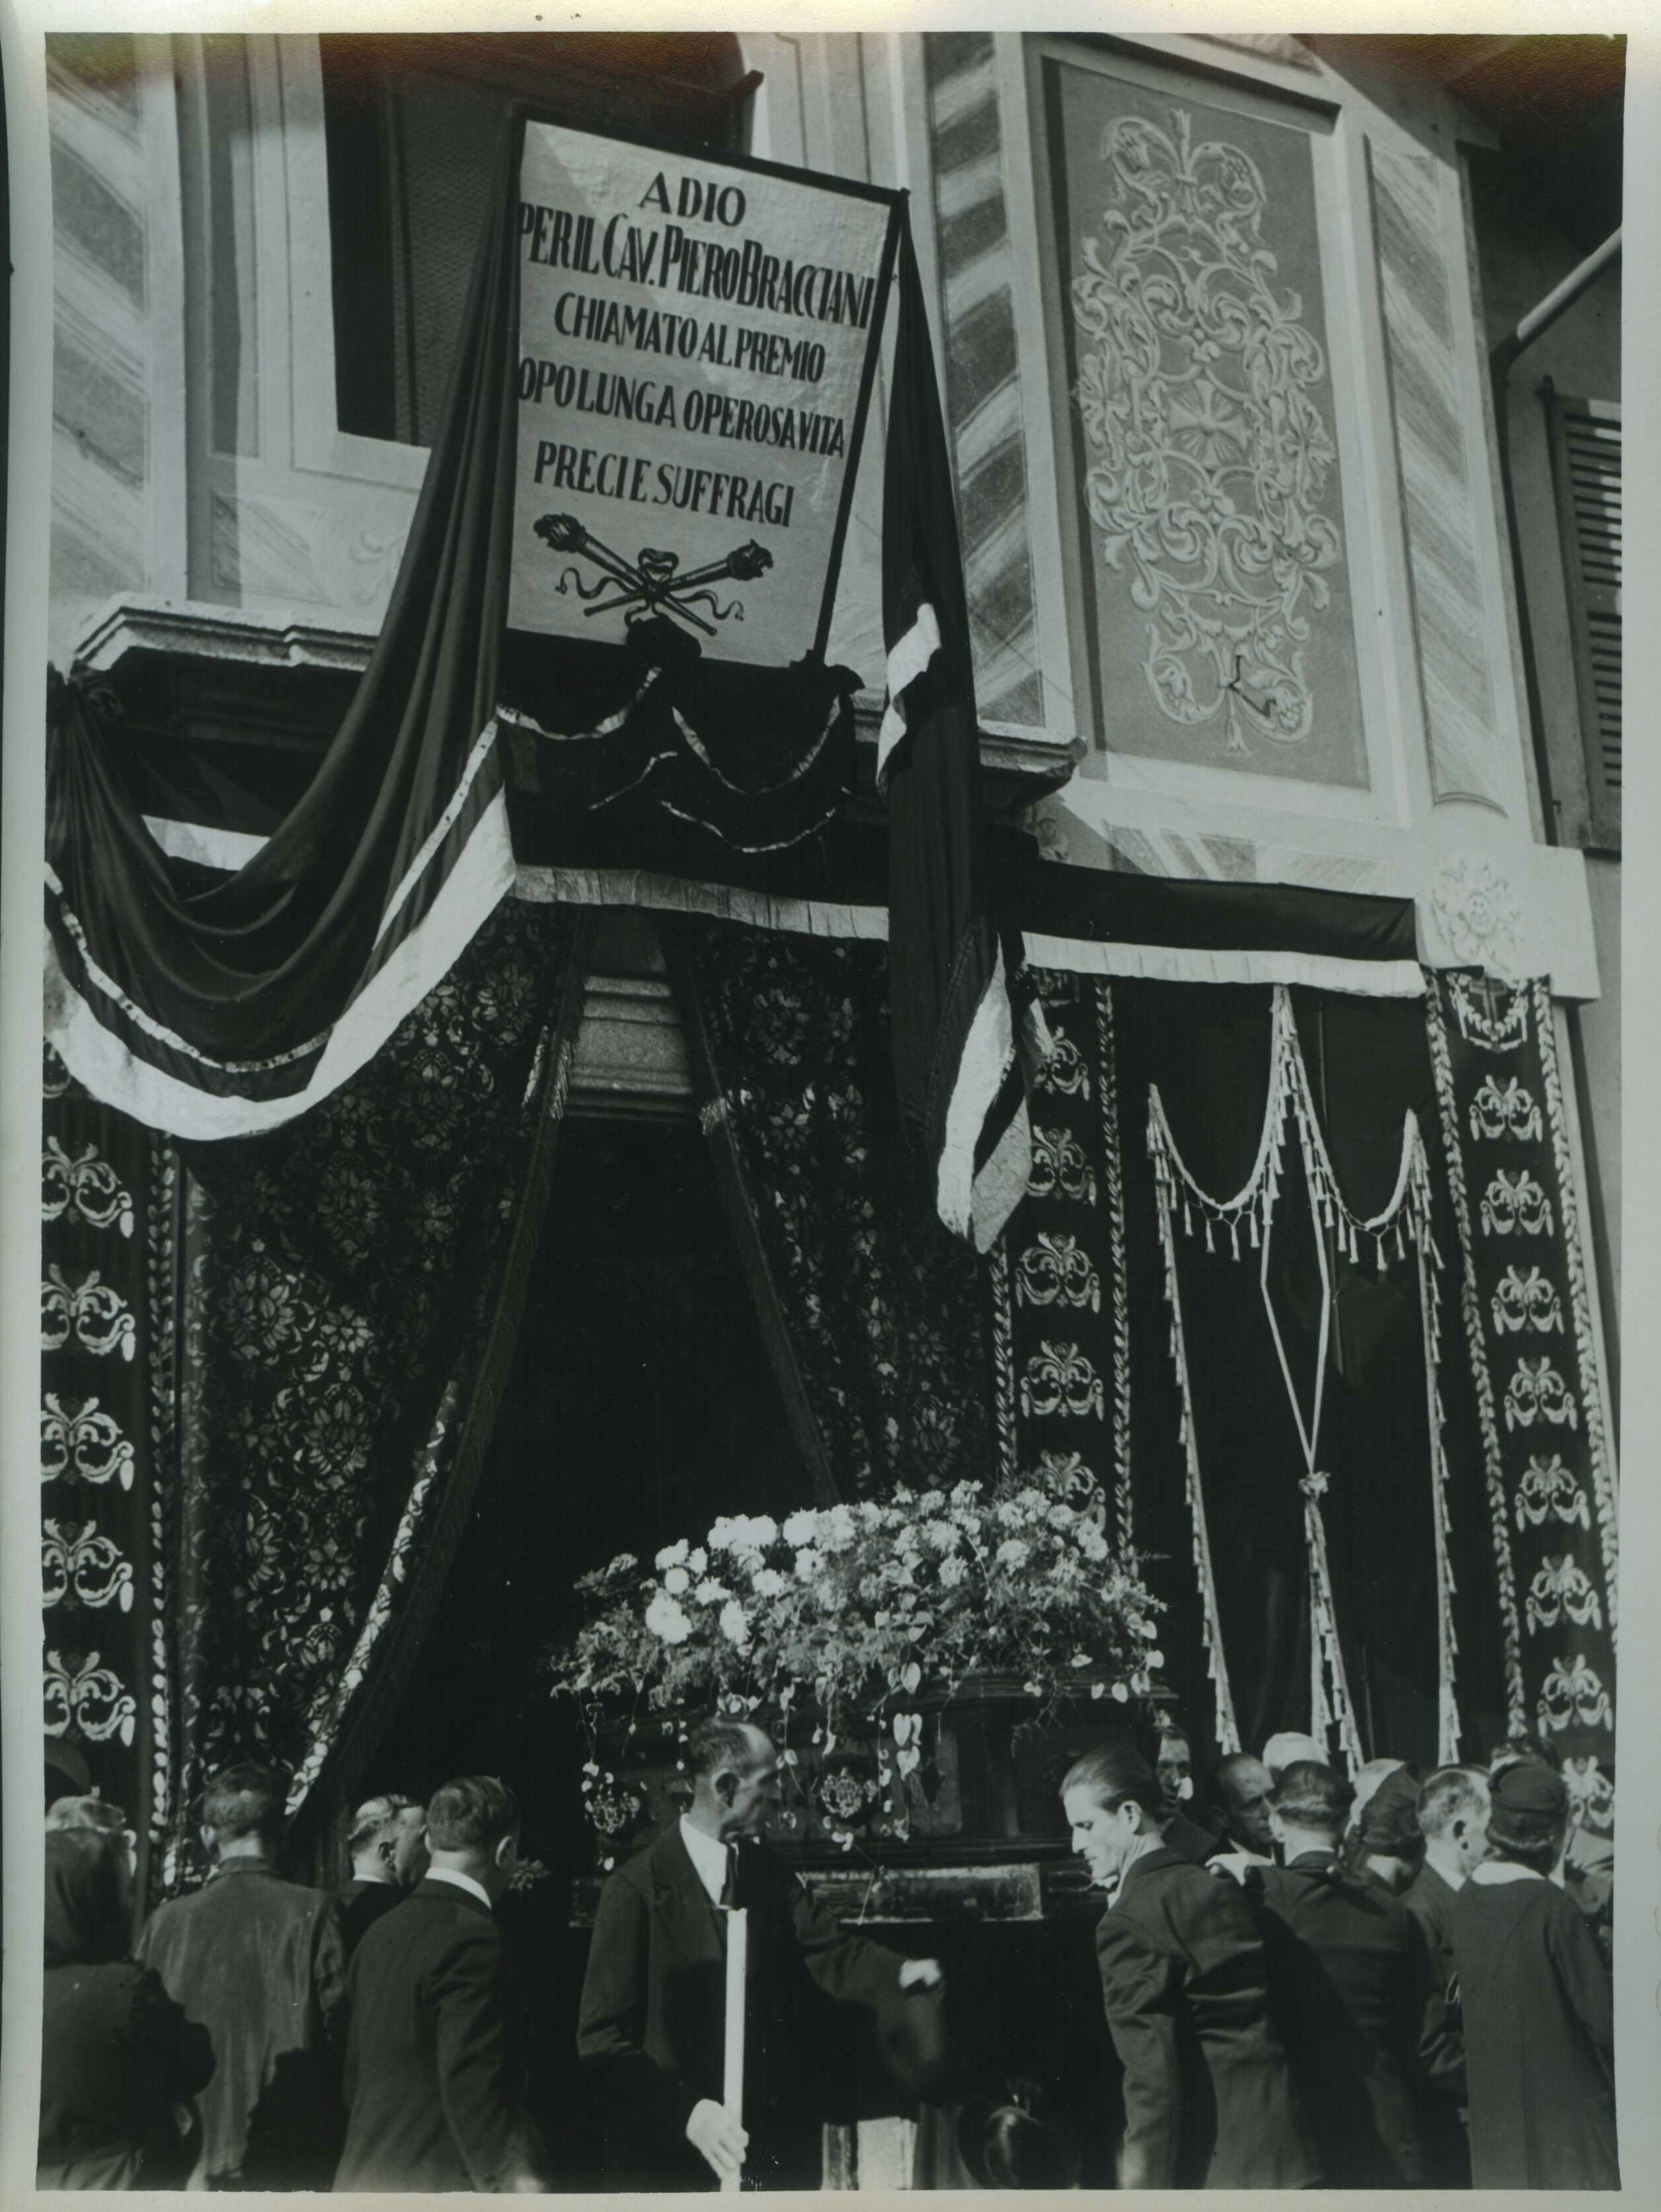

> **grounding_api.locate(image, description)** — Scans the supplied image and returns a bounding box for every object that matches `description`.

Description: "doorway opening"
[360,1014,812,2162]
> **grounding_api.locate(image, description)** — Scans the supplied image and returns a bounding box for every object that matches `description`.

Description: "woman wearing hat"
[1450,1757,1617,2188]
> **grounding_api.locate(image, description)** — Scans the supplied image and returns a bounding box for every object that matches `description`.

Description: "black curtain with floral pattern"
[668,918,998,1500]
[151,898,585,1889]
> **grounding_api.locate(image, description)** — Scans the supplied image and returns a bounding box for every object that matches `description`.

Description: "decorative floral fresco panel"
[1046,57,1369,783]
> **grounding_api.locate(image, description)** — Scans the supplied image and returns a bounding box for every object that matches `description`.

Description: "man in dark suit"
[1151,1724,1225,1866]
[1060,1742,1316,2189]
[577,1719,943,2190]
[1212,1753,1275,1862]
[1404,1764,1490,1991]
[336,1793,428,1956]
[1254,1759,1454,2188]
[135,1762,347,2188]
[1402,1764,1489,2188]
[335,1774,547,2192]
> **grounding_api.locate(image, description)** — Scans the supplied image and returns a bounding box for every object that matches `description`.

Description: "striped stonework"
[923,34,1044,727]
[49,37,155,604]
[1369,141,1507,814]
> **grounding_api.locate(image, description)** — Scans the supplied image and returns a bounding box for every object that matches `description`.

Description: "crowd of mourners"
[37,1718,1616,2192]
[1062,1725,1616,2192]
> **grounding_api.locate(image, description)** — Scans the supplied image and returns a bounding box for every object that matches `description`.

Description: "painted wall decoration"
[48,36,160,610]
[1043,59,1368,783]
[923,34,1045,726]
[1369,144,1508,814]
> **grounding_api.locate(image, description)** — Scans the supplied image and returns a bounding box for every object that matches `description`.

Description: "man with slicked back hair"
[1061,1741,1315,2189]
[336,1776,547,2192]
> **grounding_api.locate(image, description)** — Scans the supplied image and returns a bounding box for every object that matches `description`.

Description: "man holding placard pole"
[578,1720,941,2188]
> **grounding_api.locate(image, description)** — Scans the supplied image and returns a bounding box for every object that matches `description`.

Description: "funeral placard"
[510,121,900,670]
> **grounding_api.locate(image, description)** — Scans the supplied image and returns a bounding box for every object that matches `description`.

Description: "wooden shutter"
[1544,388,1621,847]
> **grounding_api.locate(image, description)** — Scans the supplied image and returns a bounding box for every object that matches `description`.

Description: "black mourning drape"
[658,908,1517,1773]
[45,124,529,1138]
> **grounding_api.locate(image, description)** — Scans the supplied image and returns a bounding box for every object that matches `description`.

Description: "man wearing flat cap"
[1451,1757,1617,2188]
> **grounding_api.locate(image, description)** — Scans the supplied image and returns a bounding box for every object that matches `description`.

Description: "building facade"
[43,13,1625,1837]
[47,29,1618,1347]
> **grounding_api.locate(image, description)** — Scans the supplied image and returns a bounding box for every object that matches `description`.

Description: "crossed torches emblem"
[534,511,773,638]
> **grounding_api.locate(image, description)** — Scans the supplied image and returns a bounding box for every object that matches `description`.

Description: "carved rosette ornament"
[1070,108,1342,756]
[1428,853,1525,980]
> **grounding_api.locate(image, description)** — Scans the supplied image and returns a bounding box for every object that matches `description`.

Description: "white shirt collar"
[679,1815,729,1907]
[1469,1859,1546,1887]
[426,1866,493,1911]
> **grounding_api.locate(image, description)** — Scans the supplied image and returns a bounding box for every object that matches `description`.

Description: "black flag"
[878,217,1047,1251]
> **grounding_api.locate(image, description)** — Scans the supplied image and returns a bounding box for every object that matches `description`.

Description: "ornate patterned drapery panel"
[41,1045,166,1907]
[158,899,584,1889]
[1426,974,1617,1830]
[670,917,997,1498]
[988,969,1134,1554]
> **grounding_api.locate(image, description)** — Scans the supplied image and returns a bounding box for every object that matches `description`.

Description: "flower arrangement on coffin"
[549,1467,1165,1854]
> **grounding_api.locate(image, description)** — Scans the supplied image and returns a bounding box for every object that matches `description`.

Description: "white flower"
[753,1567,786,1599]
[1079,1528,1109,1563]
[1110,1681,1130,1702]
[687,1548,708,1575]
[719,1600,750,1648]
[950,1481,980,1509]
[820,1504,857,1553]
[794,1548,824,1581]
[655,1540,688,1571]
[996,1501,1028,1528]
[783,1509,818,1548]
[939,1556,968,1590]
[663,1566,690,1597]
[644,1591,693,1645]
[996,1538,1030,1570]
[859,1501,884,1530]
[923,1519,957,1552]
[693,1580,730,1607]
[711,1513,779,1557]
